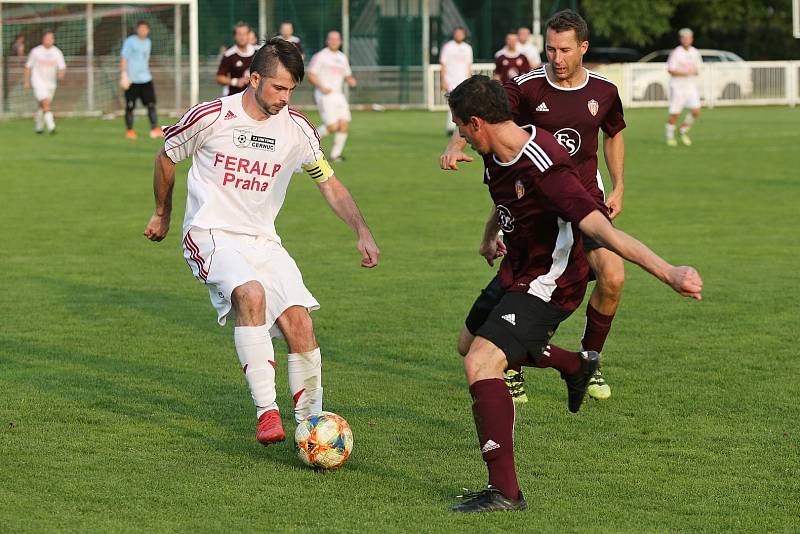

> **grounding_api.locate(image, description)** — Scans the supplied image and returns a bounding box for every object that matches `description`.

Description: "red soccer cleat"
[256,409,285,446]
[149,127,164,138]
[125,129,137,140]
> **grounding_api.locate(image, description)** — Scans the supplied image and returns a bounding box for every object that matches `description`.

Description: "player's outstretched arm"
[317,176,380,268]
[439,132,472,170]
[144,149,177,242]
[579,211,703,300]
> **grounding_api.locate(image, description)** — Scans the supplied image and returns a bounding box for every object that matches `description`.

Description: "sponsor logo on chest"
[554,128,581,156]
[233,128,276,151]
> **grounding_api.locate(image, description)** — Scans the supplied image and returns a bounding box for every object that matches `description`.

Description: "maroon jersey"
[217,45,256,96]
[504,66,625,209]
[494,52,530,84]
[484,125,599,311]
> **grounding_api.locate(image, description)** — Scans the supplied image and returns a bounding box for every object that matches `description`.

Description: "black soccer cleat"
[450,486,527,513]
[561,350,601,413]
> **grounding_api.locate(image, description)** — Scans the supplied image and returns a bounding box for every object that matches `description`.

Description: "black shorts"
[583,233,604,253]
[465,275,504,336]
[475,291,573,367]
[125,81,157,106]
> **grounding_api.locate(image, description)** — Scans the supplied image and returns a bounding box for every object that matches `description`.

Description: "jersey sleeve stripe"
[165,103,222,142]
[184,100,222,128]
[529,141,554,166]
[523,146,549,172]
[164,100,219,137]
[288,108,321,143]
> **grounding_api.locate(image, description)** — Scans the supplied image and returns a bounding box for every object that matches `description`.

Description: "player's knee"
[232,281,265,317]
[463,345,505,384]
[599,266,625,299]
[279,306,314,337]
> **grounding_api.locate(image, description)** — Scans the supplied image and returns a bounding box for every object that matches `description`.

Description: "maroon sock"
[524,344,581,375]
[581,303,615,353]
[469,378,520,500]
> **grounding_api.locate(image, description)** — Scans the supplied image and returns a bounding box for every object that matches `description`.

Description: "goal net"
[1,0,197,118]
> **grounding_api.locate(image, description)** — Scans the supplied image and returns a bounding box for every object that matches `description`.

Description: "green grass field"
[1,105,799,532]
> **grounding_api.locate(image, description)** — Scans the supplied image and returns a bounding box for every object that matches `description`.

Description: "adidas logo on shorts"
[481,440,500,453]
[535,102,549,112]
[501,314,516,326]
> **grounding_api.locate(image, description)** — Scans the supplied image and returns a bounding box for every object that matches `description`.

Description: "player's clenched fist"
[666,266,703,300]
[144,213,170,241]
[358,234,380,268]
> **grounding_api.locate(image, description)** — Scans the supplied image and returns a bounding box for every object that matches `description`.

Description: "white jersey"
[26,45,66,88]
[439,40,473,92]
[667,45,702,89]
[518,40,542,66]
[163,92,332,242]
[308,47,352,99]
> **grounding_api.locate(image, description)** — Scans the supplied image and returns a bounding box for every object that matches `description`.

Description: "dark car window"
[647,53,670,62]
[702,55,722,62]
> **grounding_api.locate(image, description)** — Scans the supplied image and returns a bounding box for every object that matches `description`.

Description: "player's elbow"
[215,75,227,86]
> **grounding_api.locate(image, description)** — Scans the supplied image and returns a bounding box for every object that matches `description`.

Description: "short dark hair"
[447,75,512,125]
[233,21,250,35]
[136,20,150,29]
[545,9,588,43]
[250,36,304,83]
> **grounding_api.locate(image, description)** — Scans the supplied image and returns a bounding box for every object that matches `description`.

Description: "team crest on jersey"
[233,128,251,147]
[515,179,525,199]
[496,205,515,233]
[587,99,599,116]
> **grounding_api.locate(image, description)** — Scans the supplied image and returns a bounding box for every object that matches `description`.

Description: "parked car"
[632,49,753,101]
[584,47,642,65]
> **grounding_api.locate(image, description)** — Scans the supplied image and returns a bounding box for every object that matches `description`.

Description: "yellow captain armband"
[303,156,334,184]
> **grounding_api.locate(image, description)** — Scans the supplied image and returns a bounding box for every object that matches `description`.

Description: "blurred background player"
[216,22,256,96]
[494,30,530,84]
[24,30,65,135]
[442,10,627,403]
[144,38,379,446]
[248,28,261,49]
[11,33,26,57]
[439,26,473,136]
[517,26,542,68]
[278,20,304,58]
[120,21,162,140]
[665,28,702,147]
[308,31,357,162]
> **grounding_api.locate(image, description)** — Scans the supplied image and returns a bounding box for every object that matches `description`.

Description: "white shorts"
[33,83,56,102]
[316,92,351,125]
[182,228,320,337]
[668,85,701,114]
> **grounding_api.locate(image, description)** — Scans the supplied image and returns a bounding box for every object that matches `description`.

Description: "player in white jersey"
[665,28,703,147]
[143,38,380,447]
[307,31,356,162]
[439,27,473,136]
[24,31,66,134]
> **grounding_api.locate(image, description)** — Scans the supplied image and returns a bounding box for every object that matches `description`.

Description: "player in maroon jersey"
[216,22,256,96]
[442,10,626,403]
[493,31,531,84]
[446,76,702,513]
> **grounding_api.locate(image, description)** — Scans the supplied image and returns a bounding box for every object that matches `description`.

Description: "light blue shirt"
[121,35,152,84]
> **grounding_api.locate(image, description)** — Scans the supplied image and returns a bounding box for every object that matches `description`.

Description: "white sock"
[234,325,277,418]
[44,111,55,132]
[331,132,348,159]
[317,125,329,138]
[288,348,323,423]
[35,109,44,131]
[665,123,676,139]
[680,114,695,134]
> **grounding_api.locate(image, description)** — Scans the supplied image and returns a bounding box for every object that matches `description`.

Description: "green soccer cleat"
[587,367,611,400]
[666,137,678,147]
[680,133,692,146]
[451,486,528,513]
[504,369,528,404]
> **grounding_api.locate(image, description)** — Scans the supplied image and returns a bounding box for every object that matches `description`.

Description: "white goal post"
[794,0,800,39]
[0,0,199,118]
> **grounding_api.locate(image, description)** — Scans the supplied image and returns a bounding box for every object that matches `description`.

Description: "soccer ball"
[295,411,353,470]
